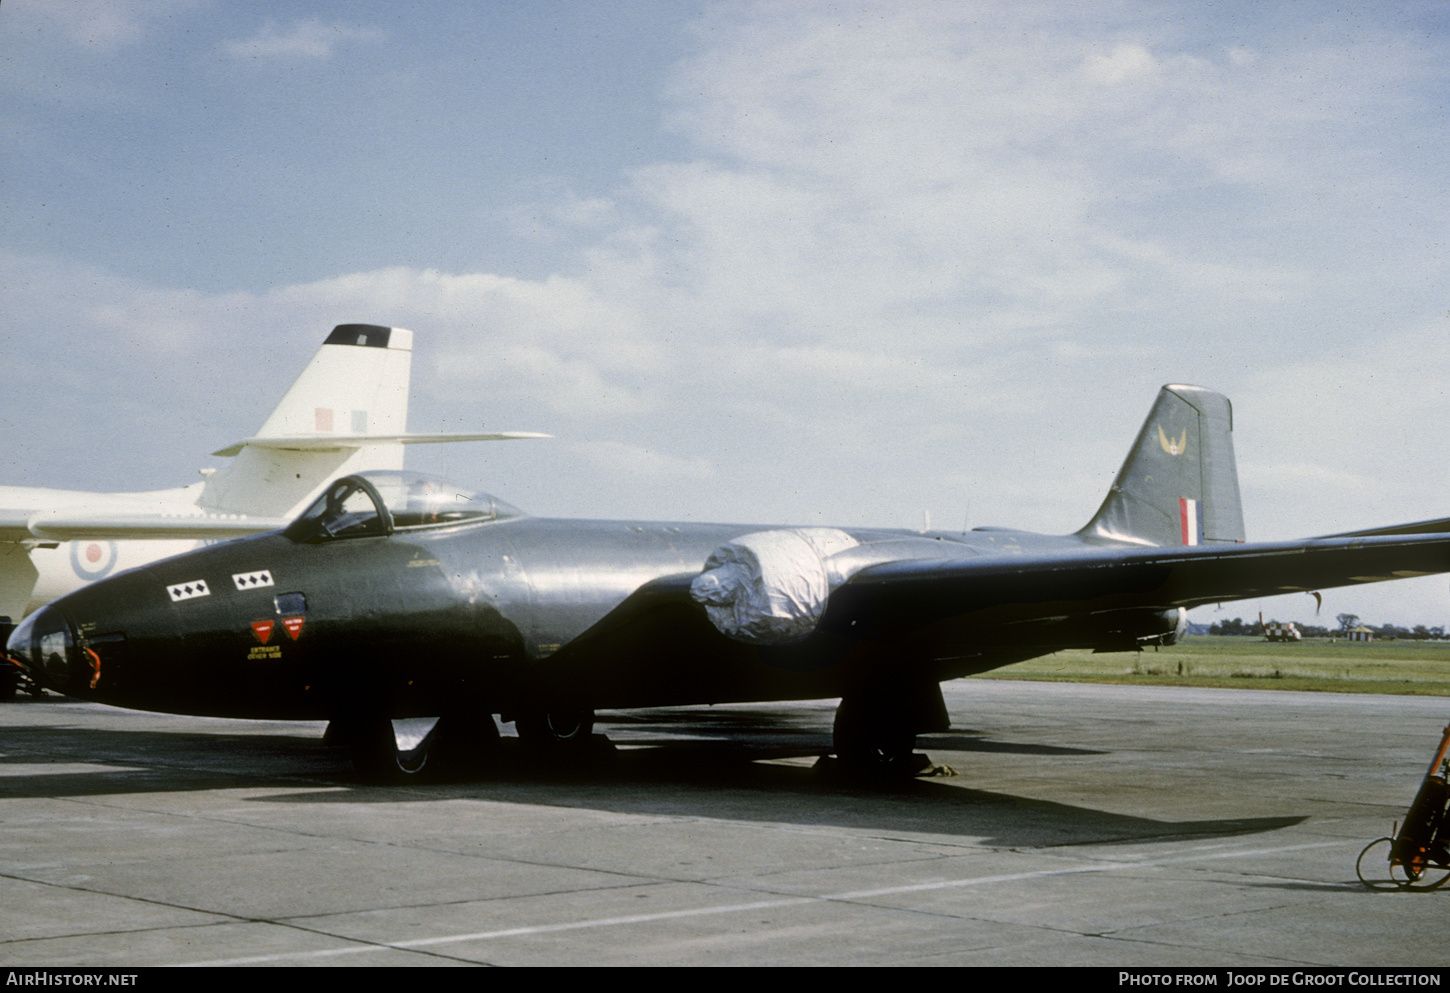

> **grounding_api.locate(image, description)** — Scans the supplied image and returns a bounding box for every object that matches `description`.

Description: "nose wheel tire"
[342,713,499,783]
[347,716,438,782]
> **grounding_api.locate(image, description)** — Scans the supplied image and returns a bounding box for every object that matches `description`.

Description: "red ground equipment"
[1357,723,1450,889]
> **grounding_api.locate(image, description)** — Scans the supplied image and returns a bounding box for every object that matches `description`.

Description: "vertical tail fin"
[1078,384,1245,547]
[252,324,411,441]
[198,325,413,517]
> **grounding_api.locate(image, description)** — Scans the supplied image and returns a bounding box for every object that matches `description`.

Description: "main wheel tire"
[515,707,595,749]
[0,667,17,702]
[833,697,918,775]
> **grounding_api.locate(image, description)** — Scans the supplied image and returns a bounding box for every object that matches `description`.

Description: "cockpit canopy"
[284,471,523,542]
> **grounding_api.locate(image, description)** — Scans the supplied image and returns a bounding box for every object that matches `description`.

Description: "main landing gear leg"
[831,681,947,778]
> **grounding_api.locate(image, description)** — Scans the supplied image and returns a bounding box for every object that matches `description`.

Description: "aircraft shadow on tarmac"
[0,715,1303,850]
[599,706,1107,757]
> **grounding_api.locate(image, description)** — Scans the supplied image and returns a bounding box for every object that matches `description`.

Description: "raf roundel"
[70,541,119,581]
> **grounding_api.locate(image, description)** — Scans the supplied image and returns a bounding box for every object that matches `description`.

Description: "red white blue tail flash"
[1180,497,1201,546]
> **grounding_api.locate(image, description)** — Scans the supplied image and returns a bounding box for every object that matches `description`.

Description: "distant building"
[1347,625,1375,642]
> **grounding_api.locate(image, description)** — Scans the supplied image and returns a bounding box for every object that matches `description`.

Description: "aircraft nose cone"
[5,606,84,694]
[3,613,28,661]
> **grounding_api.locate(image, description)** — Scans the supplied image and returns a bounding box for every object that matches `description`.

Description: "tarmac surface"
[1,678,1448,967]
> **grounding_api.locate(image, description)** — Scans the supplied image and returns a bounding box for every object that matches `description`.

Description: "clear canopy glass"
[287,471,522,541]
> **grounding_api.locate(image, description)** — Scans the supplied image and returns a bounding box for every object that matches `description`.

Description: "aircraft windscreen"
[358,471,521,530]
[286,472,520,542]
[287,477,389,540]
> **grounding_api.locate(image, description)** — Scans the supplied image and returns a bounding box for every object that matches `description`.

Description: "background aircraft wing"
[22,512,291,541]
[0,512,36,543]
[210,431,550,457]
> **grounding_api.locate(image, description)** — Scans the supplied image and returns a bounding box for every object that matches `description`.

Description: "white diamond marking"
[168,580,211,602]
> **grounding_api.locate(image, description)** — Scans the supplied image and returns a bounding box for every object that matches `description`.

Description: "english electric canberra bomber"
[11,385,1450,779]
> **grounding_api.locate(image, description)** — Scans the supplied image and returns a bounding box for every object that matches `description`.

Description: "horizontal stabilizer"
[26,512,291,541]
[211,431,550,457]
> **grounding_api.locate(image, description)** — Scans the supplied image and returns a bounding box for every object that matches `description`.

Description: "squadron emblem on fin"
[1158,426,1187,456]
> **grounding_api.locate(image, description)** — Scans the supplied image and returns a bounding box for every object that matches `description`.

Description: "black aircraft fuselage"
[12,384,1450,780]
[12,473,1165,724]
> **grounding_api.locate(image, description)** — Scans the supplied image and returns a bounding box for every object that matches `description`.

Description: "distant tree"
[1210,617,1250,636]
[1337,613,1360,633]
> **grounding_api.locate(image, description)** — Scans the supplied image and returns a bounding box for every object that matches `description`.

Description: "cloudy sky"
[4,1,1450,628]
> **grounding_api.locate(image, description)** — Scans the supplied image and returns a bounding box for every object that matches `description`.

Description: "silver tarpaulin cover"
[690,528,860,644]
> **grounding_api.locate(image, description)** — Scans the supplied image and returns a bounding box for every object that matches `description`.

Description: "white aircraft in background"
[0,323,544,622]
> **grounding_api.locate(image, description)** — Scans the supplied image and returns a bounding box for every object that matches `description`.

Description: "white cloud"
[1083,43,1161,85]
[14,0,201,52]
[576,441,715,484]
[221,19,384,63]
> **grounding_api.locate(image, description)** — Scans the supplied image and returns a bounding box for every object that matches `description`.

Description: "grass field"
[972,636,1450,695]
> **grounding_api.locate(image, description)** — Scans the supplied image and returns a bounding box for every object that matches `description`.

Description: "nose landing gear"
[335,711,501,783]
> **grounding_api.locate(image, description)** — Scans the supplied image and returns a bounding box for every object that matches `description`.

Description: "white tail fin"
[198,325,415,517]
[254,324,412,441]
[197,325,547,518]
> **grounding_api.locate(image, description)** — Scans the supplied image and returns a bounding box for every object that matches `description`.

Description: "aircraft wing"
[1317,517,1450,539]
[211,431,550,457]
[821,532,1450,642]
[553,530,1450,679]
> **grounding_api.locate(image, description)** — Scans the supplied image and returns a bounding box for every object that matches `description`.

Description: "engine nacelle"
[689,528,860,644]
[1092,607,1188,652]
